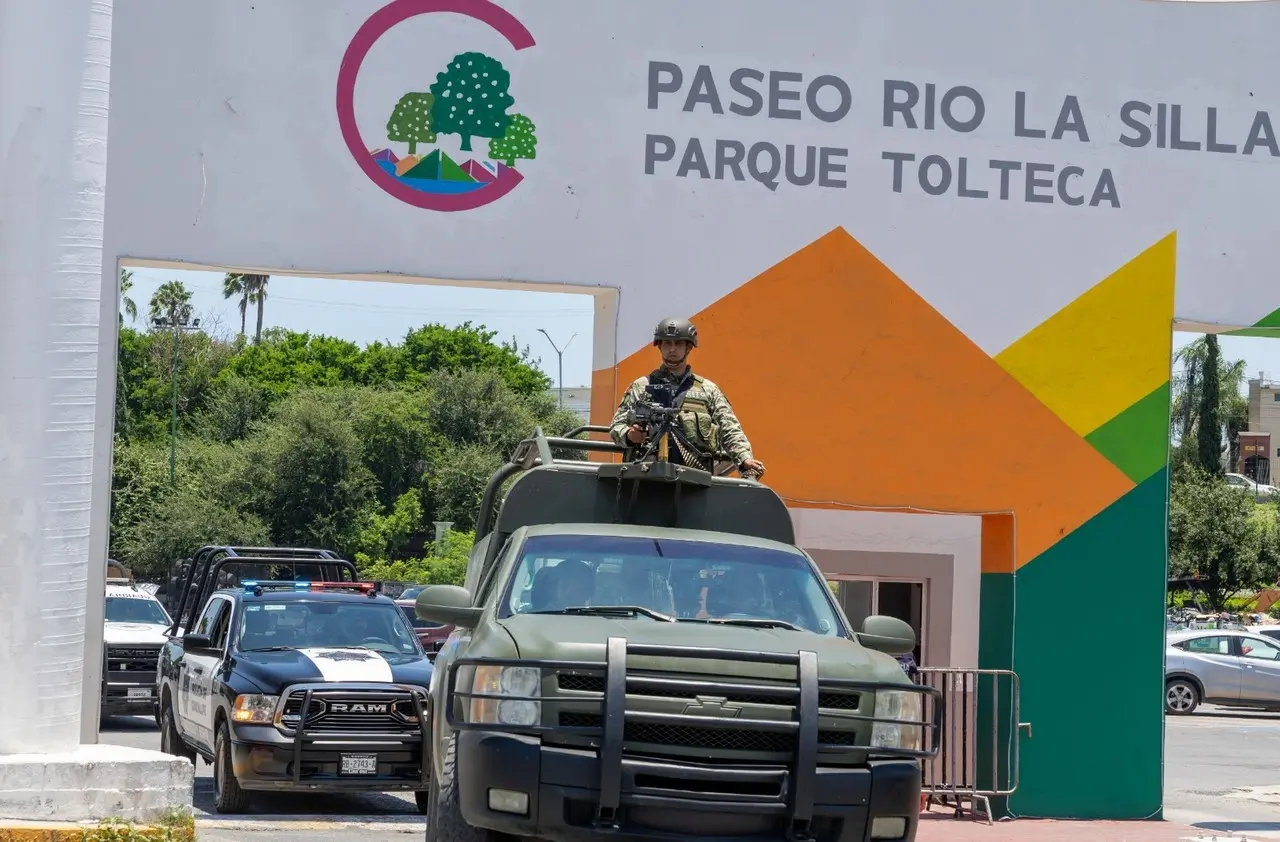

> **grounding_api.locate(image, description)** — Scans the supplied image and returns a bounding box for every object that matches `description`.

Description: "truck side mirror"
[182,631,215,651]
[417,585,482,628]
[858,615,916,656]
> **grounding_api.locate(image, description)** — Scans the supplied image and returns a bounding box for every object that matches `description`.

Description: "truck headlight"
[468,666,541,726]
[232,694,279,724]
[870,689,923,752]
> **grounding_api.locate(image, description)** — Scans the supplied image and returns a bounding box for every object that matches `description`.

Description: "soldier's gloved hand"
[626,424,645,444]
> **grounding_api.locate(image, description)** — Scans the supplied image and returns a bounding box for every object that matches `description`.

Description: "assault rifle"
[625,381,761,481]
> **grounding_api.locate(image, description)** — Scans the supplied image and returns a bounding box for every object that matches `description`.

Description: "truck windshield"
[504,534,845,636]
[105,596,171,625]
[238,601,422,655]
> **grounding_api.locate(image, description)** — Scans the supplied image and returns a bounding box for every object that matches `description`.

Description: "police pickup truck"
[156,576,434,813]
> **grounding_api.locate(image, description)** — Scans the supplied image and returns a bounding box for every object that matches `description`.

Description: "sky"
[120,267,1280,397]
[123,268,596,387]
[1174,332,1280,394]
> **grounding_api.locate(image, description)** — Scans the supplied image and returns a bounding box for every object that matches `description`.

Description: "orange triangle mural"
[601,228,1134,570]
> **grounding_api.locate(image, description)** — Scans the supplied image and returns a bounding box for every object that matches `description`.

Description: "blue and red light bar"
[241,579,378,596]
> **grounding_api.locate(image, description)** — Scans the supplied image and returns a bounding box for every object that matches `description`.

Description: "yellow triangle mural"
[994,233,1176,438]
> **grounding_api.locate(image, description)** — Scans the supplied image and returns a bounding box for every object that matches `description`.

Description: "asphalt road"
[102,704,1280,842]
[1165,705,1280,839]
[99,715,425,842]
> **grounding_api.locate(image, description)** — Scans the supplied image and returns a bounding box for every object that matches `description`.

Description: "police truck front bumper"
[229,683,431,793]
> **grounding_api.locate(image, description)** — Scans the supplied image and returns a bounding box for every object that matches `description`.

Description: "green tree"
[429,52,514,152]
[222,274,270,343]
[488,113,537,168]
[399,322,550,395]
[232,389,376,552]
[148,280,193,326]
[351,488,426,566]
[1172,335,1248,471]
[196,374,276,443]
[222,273,251,337]
[428,443,504,532]
[1169,465,1271,609]
[119,269,138,324]
[359,530,474,587]
[1196,334,1224,475]
[386,92,437,155]
[348,388,435,509]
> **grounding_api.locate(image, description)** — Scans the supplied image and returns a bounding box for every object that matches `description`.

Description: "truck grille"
[548,667,866,761]
[556,672,861,710]
[279,689,422,734]
[559,712,859,751]
[106,645,161,674]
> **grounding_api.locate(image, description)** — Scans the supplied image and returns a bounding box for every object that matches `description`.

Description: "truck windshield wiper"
[529,605,676,622]
[680,618,804,632]
[241,645,297,652]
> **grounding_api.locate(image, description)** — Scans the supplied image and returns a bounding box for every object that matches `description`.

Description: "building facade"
[13,0,1280,821]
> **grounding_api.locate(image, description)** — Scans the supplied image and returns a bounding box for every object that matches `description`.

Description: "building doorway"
[832,577,926,665]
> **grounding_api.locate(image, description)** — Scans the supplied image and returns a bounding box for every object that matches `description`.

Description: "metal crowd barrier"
[915,667,1025,824]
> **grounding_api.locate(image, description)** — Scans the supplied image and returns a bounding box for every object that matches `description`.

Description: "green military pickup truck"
[415,427,940,842]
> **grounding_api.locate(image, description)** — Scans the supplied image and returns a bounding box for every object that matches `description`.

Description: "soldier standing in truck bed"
[610,316,766,479]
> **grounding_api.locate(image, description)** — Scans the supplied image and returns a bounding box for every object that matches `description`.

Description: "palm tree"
[1172,335,1249,467]
[148,280,193,327]
[119,269,138,324]
[222,273,249,336]
[223,273,269,343]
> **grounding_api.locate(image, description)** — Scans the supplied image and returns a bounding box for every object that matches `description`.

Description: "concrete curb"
[195,816,424,833]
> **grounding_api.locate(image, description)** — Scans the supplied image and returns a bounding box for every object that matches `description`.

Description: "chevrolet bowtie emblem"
[682,696,741,718]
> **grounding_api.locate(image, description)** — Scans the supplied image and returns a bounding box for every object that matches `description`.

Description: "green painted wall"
[1007,468,1169,818]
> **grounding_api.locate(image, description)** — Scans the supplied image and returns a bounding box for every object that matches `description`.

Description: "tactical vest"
[672,375,719,455]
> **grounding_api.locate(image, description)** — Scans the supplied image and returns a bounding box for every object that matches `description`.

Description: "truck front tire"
[427,734,494,841]
[159,702,197,766]
[213,720,251,813]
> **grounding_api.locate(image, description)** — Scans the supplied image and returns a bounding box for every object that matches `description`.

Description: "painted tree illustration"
[428,52,515,153]
[488,113,537,168]
[386,92,437,155]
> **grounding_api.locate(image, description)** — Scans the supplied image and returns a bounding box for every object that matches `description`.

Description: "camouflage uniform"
[609,368,755,467]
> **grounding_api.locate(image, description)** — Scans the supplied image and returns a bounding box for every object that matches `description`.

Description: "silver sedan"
[1166,628,1280,714]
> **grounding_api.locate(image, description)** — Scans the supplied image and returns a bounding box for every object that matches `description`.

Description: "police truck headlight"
[468,666,541,726]
[232,694,280,724]
[870,689,923,752]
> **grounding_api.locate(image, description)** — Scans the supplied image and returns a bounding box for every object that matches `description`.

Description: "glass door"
[830,577,927,664]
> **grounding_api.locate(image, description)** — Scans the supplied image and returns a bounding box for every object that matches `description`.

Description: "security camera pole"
[151,307,201,485]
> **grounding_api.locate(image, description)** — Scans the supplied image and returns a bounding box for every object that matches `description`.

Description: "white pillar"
[0,0,113,754]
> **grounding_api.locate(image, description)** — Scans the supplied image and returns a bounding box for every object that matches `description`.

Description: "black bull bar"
[445,638,942,833]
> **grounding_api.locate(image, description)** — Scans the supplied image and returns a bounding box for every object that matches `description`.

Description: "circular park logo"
[336,0,537,212]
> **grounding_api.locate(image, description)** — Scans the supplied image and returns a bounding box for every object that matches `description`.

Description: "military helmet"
[653,317,698,347]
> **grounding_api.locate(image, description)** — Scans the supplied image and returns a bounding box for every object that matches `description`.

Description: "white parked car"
[101,578,172,722]
[1226,473,1280,498]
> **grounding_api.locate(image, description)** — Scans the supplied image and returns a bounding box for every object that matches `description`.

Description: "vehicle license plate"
[126,687,151,699]
[340,754,379,776]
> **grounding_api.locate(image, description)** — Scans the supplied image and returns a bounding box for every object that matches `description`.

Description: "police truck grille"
[106,645,162,673]
[280,689,420,734]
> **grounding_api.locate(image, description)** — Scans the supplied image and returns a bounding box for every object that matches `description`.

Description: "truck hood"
[231,647,434,696]
[497,614,910,685]
[103,622,170,645]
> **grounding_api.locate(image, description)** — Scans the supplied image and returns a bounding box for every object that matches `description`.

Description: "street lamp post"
[152,308,200,485]
[537,328,576,409]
